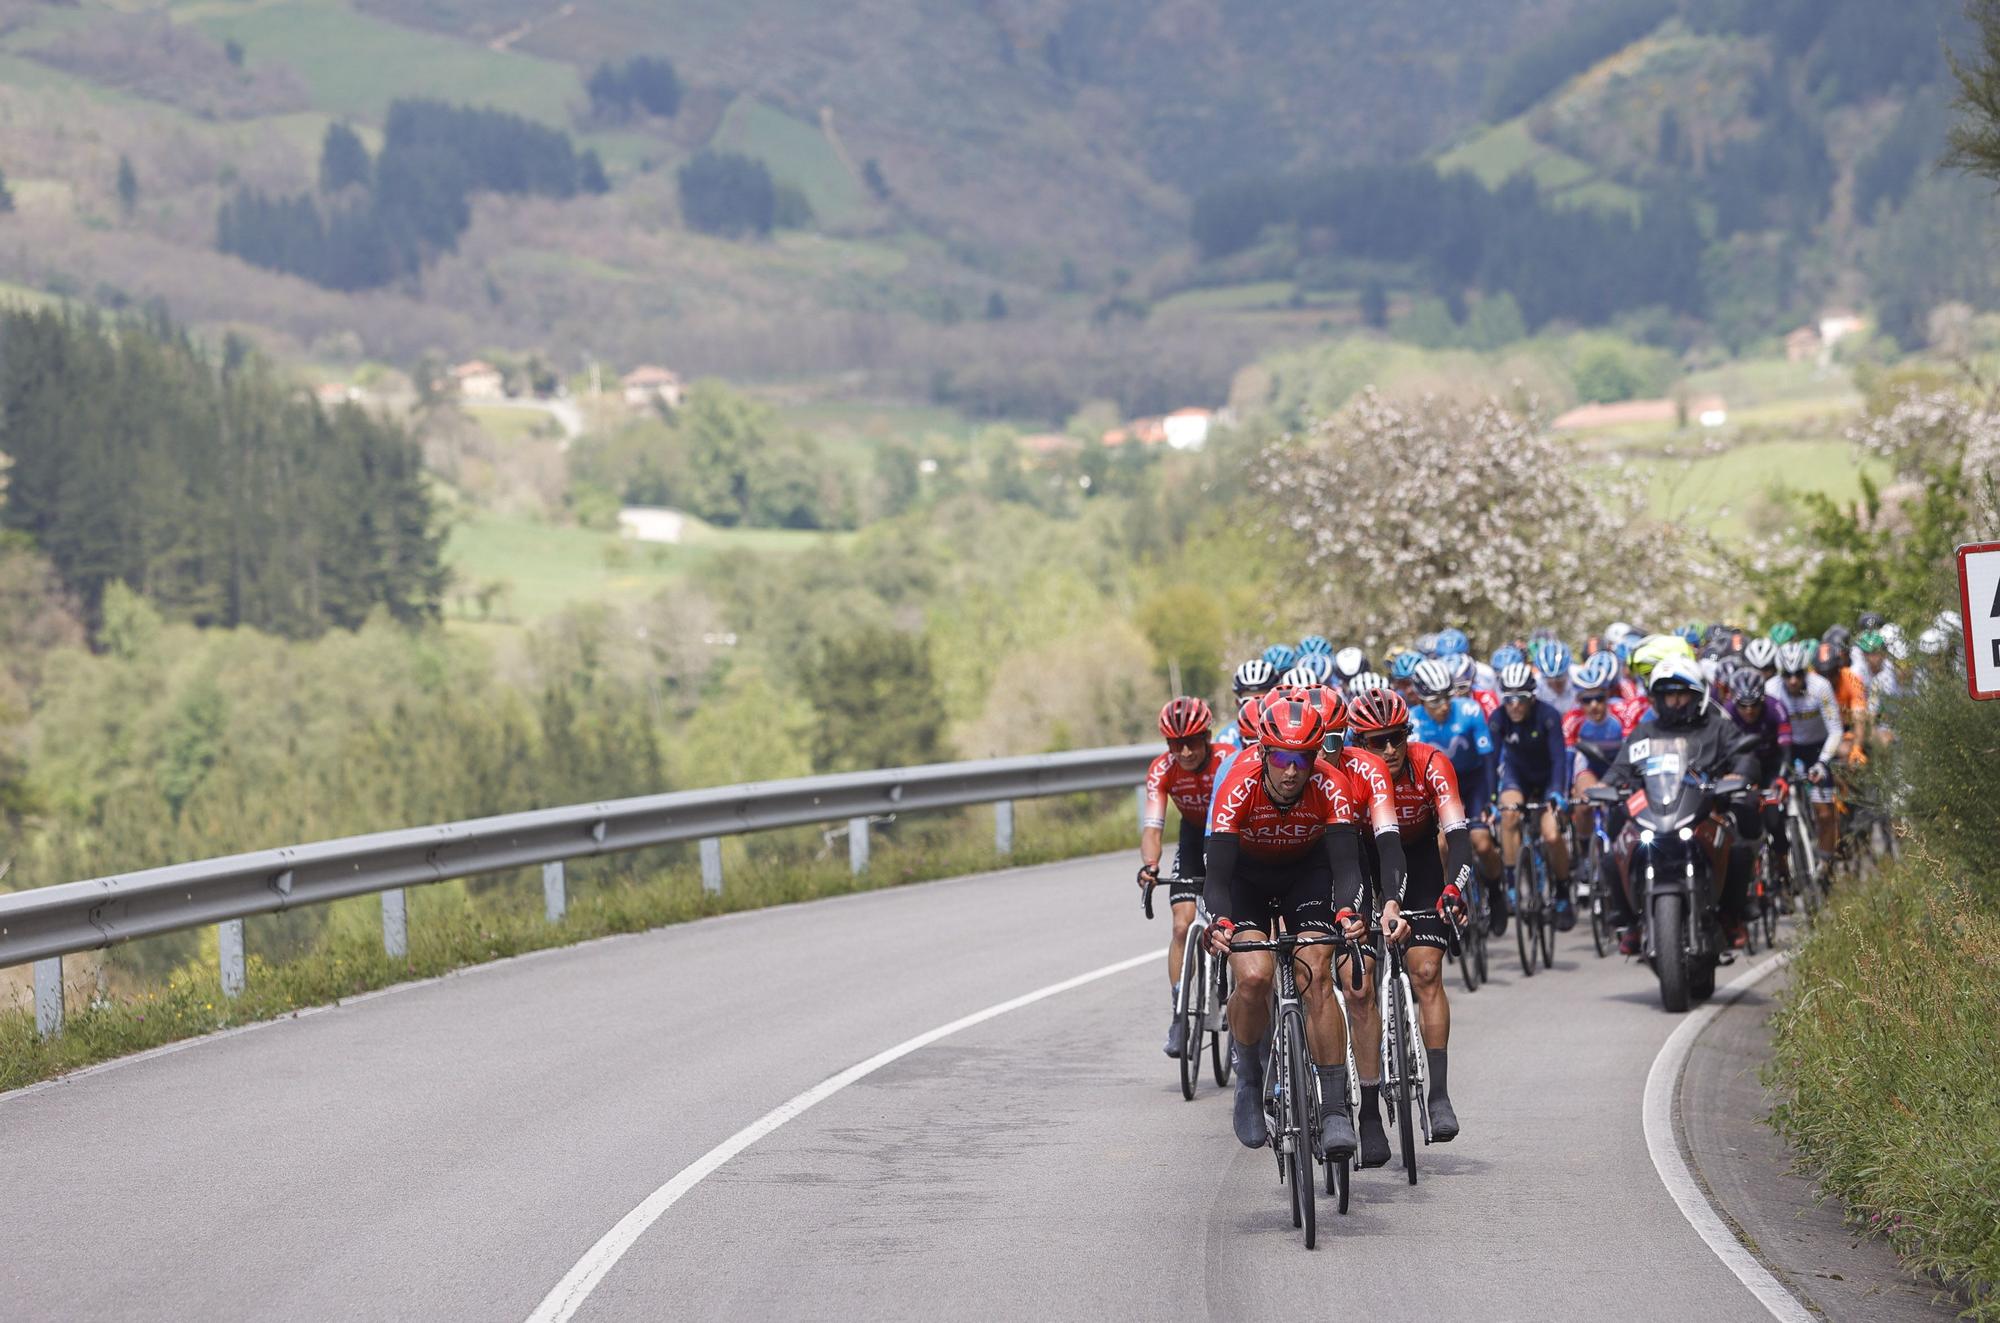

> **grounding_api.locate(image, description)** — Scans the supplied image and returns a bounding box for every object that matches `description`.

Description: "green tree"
[1574,346,1644,402]
[318,122,372,193]
[1756,469,1977,634]
[1360,279,1389,329]
[803,626,945,772]
[1135,584,1225,699]
[115,155,137,218]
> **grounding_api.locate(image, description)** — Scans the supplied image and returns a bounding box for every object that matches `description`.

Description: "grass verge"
[0,797,1135,1093]
[1767,848,2000,1317]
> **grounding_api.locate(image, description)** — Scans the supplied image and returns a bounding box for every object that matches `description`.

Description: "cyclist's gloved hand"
[1206,916,1236,957]
[1806,761,1827,785]
[1334,907,1368,941]
[1136,862,1159,890]
[1382,901,1409,945]
[1550,792,1567,812]
[1440,883,1468,924]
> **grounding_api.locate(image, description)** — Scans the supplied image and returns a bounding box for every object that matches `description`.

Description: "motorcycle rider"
[1599,657,1761,956]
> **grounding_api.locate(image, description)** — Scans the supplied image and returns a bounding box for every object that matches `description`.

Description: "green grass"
[710,95,874,230]
[443,507,843,621]
[1619,438,1886,540]
[1769,858,2000,1317]
[0,800,1133,1092]
[465,404,561,444]
[1435,118,1642,217]
[183,0,581,123]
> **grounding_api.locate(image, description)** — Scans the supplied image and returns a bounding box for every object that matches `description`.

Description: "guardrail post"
[848,817,869,875]
[543,861,566,923]
[381,888,407,959]
[219,919,245,998]
[700,837,723,894]
[995,800,1015,856]
[34,956,62,1038]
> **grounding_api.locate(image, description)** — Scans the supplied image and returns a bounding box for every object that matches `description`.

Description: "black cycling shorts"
[1216,847,1337,936]
[1168,816,1206,906]
[1398,828,1452,952]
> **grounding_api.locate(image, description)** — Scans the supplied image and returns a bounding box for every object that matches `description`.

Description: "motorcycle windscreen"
[1641,739,1689,815]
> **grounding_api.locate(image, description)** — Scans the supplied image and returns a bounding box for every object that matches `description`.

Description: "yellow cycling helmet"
[1628,632,1697,682]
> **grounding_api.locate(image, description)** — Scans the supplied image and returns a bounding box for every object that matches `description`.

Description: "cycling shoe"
[1489,888,1509,937]
[1231,1043,1268,1148]
[1554,899,1576,932]
[1164,1014,1188,1059]
[1429,1091,1460,1142]
[1358,1102,1391,1168]
[1318,1104,1358,1162]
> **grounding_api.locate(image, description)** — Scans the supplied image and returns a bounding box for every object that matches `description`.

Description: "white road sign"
[1960,540,2000,700]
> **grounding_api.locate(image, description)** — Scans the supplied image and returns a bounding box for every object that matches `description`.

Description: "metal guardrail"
[2,745,1154,1037]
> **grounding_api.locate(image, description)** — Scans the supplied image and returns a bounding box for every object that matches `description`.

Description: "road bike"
[1453,864,1489,991]
[1226,930,1342,1249]
[1580,797,1618,959]
[1172,894,1232,1100]
[1370,905,1460,1185]
[1507,799,1557,976]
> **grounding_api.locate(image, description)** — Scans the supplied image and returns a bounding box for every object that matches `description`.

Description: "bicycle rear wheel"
[1178,1006,1202,1100]
[1588,839,1610,958]
[1286,1012,1317,1248]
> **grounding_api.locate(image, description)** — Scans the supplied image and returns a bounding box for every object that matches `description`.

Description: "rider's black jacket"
[1603,701,1761,794]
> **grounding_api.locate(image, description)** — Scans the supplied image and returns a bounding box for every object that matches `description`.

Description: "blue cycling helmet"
[1676,623,1703,647]
[1262,643,1299,673]
[1294,651,1335,684]
[1491,644,1526,671]
[1434,627,1469,657]
[1570,651,1619,691]
[1531,640,1571,677]
[1297,633,1332,657]
[1414,631,1440,658]
[1389,650,1423,680]
[1613,637,1636,664]
[1445,654,1475,693]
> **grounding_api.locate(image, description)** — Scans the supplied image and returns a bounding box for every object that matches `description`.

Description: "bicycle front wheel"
[1515,867,1535,978]
[1534,851,1556,969]
[1588,839,1610,958]
[1285,1012,1318,1249]
[1211,961,1232,1086]
[1385,972,1417,1185]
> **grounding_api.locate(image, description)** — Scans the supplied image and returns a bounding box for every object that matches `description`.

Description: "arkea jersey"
[1142,745,1228,829]
[1376,741,1469,835]
[1469,688,1501,719]
[1208,746,1397,861]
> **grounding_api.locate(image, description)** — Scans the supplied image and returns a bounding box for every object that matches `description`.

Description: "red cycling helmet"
[1253,691,1327,752]
[1311,685,1349,736]
[1234,696,1260,744]
[1347,686,1409,737]
[1158,696,1213,741]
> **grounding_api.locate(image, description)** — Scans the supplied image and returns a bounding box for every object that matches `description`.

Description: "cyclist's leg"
[1541,802,1569,885]
[1498,784,1526,870]
[1401,841,1458,1136]
[1167,818,1205,986]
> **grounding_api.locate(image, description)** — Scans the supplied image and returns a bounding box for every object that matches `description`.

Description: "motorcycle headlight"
[1639,829,1655,846]
[1678,827,1695,842]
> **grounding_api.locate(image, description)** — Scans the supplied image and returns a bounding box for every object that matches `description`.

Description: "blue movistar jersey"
[1411,696,1495,767]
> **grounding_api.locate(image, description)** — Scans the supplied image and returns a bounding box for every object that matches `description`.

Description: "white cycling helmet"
[1410,659,1454,700]
[1232,658,1277,695]
[1742,637,1779,670]
[1332,646,1369,682]
[1346,670,1390,696]
[1498,661,1536,696]
[1279,665,1318,688]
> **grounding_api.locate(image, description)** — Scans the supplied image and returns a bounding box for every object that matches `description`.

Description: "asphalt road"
[2,854,1791,1321]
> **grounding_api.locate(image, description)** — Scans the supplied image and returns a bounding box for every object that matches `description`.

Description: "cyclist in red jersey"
[1204,692,1404,1159]
[1140,696,1228,1059]
[1342,687,1474,1148]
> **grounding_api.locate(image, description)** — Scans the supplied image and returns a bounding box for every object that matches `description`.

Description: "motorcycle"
[1586,738,1747,1013]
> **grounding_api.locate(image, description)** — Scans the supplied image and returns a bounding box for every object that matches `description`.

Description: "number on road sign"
[1958,541,2000,700]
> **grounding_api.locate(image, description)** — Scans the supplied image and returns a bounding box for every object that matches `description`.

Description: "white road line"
[526,948,1160,1323]
[1643,950,1811,1323]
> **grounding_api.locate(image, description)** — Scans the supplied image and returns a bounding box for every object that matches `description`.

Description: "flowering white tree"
[1851,387,2000,530]
[1254,389,1720,651]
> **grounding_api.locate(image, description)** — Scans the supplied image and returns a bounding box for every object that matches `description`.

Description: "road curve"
[1,854,1785,1322]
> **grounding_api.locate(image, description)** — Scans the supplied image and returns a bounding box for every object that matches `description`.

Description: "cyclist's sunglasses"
[1358,728,1408,751]
[1502,692,1534,705]
[1578,690,1608,704]
[1265,747,1315,772]
[1165,735,1208,753]
[1733,694,1764,709]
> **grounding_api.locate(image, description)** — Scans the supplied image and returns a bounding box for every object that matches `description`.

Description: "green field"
[444,508,842,621]
[465,404,562,444]
[710,96,873,230]
[1434,119,1642,217]
[182,0,581,122]
[1616,438,1887,541]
